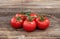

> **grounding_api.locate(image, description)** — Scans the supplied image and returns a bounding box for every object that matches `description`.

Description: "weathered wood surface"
[0,0,60,18]
[0,0,60,8]
[0,13,59,39]
[0,0,60,39]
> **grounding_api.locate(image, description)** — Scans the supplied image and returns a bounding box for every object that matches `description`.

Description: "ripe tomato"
[16,13,26,21]
[36,16,50,30]
[30,13,37,21]
[10,17,23,29]
[30,13,37,17]
[25,12,37,21]
[23,16,36,32]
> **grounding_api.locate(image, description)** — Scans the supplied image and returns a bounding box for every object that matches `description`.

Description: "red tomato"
[30,13,37,17]
[36,17,50,30]
[30,13,37,21]
[10,17,23,29]
[23,17,36,32]
[26,13,37,21]
[16,13,26,20]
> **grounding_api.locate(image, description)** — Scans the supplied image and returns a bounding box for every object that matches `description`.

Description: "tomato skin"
[36,17,50,30]
[23,20,36,32]
[16,13,26,20]
[30,13,37,17]
[10,17,23,29]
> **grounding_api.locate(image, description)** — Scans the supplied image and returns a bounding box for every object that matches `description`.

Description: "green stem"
[16,17,21,21]
[25,11,31,16]
[20,11,24,14]
[40,16,44,21]
[27,16,33,22]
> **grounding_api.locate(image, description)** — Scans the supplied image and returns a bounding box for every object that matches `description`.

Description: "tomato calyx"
[16,17,21,21]
[27,16,34,22]
[25,11,31,16]
[19,11,25,14]
[39,16,45,21]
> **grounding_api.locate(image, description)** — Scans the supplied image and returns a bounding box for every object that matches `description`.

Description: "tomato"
[10,17,23,29]
[26,12,37,21]
[30,13,37,21]
[23,16,36,32]
[36,16,50,30]
[16,13,26,21]
[30,13,37,17]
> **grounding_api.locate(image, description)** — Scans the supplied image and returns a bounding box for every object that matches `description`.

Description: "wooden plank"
[0,8,60,18]
[0,0,60,39]
[0,14,59,39]
[0,0,60,8]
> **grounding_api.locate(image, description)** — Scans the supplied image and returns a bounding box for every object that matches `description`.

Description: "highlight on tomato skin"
[36,16,50,30]
[10,16,23,29]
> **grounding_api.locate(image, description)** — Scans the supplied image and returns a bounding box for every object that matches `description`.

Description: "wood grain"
[0,0,60,8]
[0,0,60,39]
[0,14,59,39]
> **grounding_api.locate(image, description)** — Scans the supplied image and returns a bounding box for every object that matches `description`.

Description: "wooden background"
[0,0,60,39]
[0,0,60,18]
